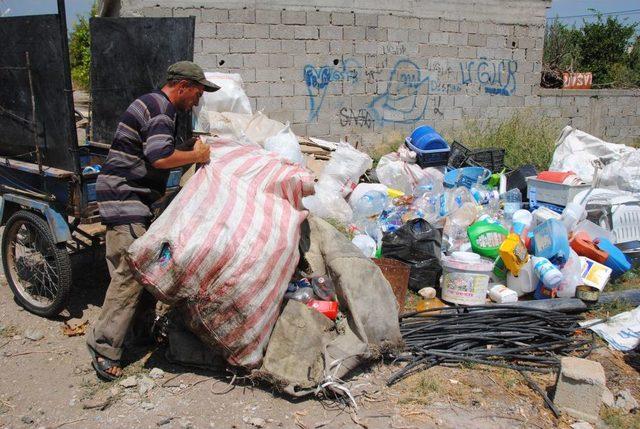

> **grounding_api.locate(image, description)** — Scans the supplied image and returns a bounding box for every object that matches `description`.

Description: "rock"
[179,419,195,429]
[418,287,437,299]
[149,368,165,379]
[123,397,138,406]
[471,388,482,393]
[24,329,44,341]
[138,376,155,395]
[570,422,594,429]
[81,395,111,410]
[21,415,34,425]
[553,357,606,424]
[109,386,120,397]
[602,387,615,408]
[615,389,639,413]
[157,417,173,426]
[119,376,138,388]
[140,402,155,411]
[243,417,266,428]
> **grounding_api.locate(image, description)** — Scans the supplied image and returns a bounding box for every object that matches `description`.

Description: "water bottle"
[285,287,315,303]
[311,275,336,301]
[503,188,522,222]
[352,191,388,218]
[531,256,563,288]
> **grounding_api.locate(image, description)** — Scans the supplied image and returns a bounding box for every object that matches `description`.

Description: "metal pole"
[25,51,43,176]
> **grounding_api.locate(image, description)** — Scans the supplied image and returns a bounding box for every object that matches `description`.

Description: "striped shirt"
[96,91,176,226]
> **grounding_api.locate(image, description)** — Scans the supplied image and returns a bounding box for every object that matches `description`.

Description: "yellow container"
[499,233,529,276]
[387,188,405,199]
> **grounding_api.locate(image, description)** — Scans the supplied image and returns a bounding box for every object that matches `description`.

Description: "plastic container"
[525,177,590,207]
[349,183,388,209]
[499,233,529,276]
[531,256,563,288]
[506,258,537,296]
[570,231,609,263]
[557,250,582,298]
[467,218,509,259]
[596,238,632,277]
[352,191,388,218]
[506,165,537,197]
[561,202,586,233]
[531,219,571,266]
[307,300,338,320]
[311,276,336,301]
[466,147,506,171]
[444,167,491,189]
[405,126,450,168]
[448,141,471,169]
[532,207,562,226]
[352,234,377,258]
[503,188,522,222]
[580,257,612,292]
[611,204,640,245]
[488,284,518,303]
[440,252,494,305]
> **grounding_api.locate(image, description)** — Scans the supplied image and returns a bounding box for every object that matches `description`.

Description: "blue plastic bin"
[405,126,450,168]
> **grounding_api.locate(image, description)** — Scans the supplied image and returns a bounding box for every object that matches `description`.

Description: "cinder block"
[255,9,280,24]
[514,25,529,37]
[268,53,294,68]
[330,40,354,54]
[202,8,228,23]
[243,53,269,68]
[408,29,429,43]
[281,39,306,54]
[270,82,294,97]
[553,357,606,424]
[270,25,294,39]
[237,68,255,83]
[355,13,377,27]
[256,96,282,111]
[355,41,378,54]
[477,22,496,35]
[216,54,243,68]
[437,45,458,57]
[319,26,343,40]
[282,10,306,25]
[343,26,366,41]
[306,40,329,53]
[459,20,478,34]
[367,27,388,41]
[173,7,201,20]
[487,36,506,48]
[244,24,269,38]
[399,16,420,30]
[454,95,473,108]
[195,23,216,38]
[468,33,486,47]
[378,14,399,28]
[203,38,230,54]
[440,19,459,32]
[229,9,255,24]
[429,32,449,45]
[194,38,203,53]
[245,82,270,97]
[255,68,281,82]
[140,6,172,17]
[256,39,281,53]
[449,33,468,46]
[458,46,477,58]
[331,12,354,26]
[307,11,330,26]
[495,24,512,36]
[419,18,439,31]
[230,39,255,53]
[388,28,408,42]
[294,25,318,40]
[216,23,243,38]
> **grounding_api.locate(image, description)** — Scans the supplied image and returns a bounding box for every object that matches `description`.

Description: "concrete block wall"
[122,0,640,148]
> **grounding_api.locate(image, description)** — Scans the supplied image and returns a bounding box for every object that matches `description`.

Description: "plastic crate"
[405,138,450,168]
[526,176,590,207]
[448,141,471,168]
[466,147,506,172]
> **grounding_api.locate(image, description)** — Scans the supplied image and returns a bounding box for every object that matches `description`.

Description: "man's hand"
[192,138,211,164]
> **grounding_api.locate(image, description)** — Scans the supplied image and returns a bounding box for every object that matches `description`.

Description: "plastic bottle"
[531,256,563,288]
[311,275,336,301]
[489,284,518,303]
[352,191,388,218]
[502,188,522,222]
[561,201,586,233]
[286,287,314,303]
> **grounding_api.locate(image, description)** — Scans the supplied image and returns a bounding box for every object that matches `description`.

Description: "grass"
[601,408,640,429]
[397,375,441,405]
[444,110,562,171]
[0,325,19,338]
[588,268,640,319]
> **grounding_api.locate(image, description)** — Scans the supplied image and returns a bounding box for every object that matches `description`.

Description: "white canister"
[506,258,537,296]
[440,251,494,305]
[489,284,518,303]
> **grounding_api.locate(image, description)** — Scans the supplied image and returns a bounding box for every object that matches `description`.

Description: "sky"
[0,0,639,30]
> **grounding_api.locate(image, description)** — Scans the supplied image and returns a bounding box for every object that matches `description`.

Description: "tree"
[69,2,98,90]
[543,19,582,71]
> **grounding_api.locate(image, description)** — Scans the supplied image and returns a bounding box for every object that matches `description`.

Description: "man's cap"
[166,61,220,92]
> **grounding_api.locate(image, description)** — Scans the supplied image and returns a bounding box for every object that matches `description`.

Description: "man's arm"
[152,138,211,169]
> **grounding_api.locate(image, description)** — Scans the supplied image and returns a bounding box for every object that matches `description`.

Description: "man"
[87,61,219,380]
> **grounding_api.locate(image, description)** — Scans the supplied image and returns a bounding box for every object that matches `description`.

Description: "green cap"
[166,61,220,92]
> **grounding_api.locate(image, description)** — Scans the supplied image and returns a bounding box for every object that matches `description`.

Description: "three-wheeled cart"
[0,0,195,316]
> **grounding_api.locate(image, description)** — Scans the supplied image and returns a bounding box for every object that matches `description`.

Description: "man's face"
[176,81,205,111]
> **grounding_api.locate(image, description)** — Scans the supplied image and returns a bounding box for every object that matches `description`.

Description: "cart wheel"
[2,210,71,317]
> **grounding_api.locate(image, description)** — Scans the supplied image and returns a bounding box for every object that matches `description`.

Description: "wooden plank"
[0,156,75,178]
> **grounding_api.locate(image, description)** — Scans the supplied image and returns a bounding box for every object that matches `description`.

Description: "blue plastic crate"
[405,138,450,168]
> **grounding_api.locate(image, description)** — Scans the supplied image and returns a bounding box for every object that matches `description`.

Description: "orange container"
[570,231,608,263]
[307,300,338,320]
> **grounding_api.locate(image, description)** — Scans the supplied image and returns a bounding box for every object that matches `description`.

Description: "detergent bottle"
[531,219,571,266]
[467,217,509,259]
[499,233,530,276]
[531,256,563,299]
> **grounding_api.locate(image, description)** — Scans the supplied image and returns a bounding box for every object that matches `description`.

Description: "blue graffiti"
[367,59,430,125]
[303,59,361,121]
[459,58,518,96]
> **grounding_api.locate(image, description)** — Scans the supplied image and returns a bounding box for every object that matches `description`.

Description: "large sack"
[128,137,313,368]
[193,72,252,131]
[257,216,403,396]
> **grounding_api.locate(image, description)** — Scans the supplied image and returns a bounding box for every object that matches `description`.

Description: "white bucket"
[440,252,494,305]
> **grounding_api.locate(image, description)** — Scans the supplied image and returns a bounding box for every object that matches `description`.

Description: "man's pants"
[86,223,151,361]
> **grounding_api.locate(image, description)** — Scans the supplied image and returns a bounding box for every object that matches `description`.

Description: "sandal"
[87,345,122,381]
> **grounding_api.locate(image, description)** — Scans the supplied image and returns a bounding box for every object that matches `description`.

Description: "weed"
[0,325,19,338]
[417,376,440,394]
[592,299,637,320]
[369,132,404,166]
[445,110,562,171]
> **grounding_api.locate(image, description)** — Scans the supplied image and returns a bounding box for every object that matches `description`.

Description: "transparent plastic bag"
[264,123,305,165]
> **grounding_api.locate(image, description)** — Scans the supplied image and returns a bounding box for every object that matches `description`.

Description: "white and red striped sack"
[127,137,313,367]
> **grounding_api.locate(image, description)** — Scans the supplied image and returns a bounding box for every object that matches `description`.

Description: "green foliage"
[543,12,640,88]
[69,2,98,90]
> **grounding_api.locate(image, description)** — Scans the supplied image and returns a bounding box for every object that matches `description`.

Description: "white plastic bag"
[193,72,252,131]
[549,126,634,183]
[582,306,640,351]
[375,147,426,194]
[264,123,305,165]
[600,149,640,192]
[302,143,373,222]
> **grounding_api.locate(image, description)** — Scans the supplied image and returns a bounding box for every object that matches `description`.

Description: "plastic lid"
[451,251,481,263]
[442,252,494,272]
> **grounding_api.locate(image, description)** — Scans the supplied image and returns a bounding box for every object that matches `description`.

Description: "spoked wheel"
[2,210,71,317]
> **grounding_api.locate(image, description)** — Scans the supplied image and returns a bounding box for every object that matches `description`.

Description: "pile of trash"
[304,124,639,312]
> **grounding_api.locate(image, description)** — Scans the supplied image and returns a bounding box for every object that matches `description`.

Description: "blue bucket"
[444,167,491,189]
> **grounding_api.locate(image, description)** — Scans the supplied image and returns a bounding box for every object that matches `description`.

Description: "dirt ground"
[1,259,639,429]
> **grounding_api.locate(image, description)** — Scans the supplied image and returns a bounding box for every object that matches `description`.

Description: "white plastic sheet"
[549,126,635,183]
[582,306,640,351]
[375,147,426,195]
[193,72,252,131]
